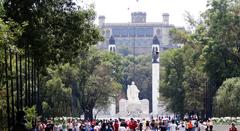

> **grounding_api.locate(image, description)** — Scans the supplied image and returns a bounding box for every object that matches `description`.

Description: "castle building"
[98,12,182,55]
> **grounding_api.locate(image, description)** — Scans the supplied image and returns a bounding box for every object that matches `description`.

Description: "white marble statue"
[118,81,149,117]
[127,81,140,103]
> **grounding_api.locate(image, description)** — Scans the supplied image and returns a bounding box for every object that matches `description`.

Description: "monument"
[118,81,149,117]
[152,36,167,116]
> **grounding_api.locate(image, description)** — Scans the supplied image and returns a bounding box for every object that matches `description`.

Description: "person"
[177,121,186,131]
[198,120,207,131]
[12,111,28,131]
[37,121,44,131]
[45,120,54,131]
[150,120,156,130]
[119,122,126,131]
[187,120,193,131]
[229,123,238,131]
[159,120,168,131]
[137,120,143,131]
[206,119,213,131]
[113,119,119,131]
[145,120,151,131]
[100,122,107,131]
[128,118,138,131]
[169,120,177,131]
[90,125,95,131]
[94,122,101,131]
[106,123,113,131]
[67,119,73,131]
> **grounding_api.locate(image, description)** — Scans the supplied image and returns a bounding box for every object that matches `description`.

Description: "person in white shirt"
[67,119,73,131]
[75,120,81,131]
[119,121,127,131]
[169,120,177,131]
[199,121,207,131]
[177,121,186,131]
[94,122,101,131]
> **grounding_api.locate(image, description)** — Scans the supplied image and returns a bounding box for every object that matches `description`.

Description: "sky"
[82,0,208,27]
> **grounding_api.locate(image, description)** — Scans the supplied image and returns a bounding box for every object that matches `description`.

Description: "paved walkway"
[213,125,240,131]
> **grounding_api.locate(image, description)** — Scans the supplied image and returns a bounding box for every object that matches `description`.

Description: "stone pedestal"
[118,98,149,117]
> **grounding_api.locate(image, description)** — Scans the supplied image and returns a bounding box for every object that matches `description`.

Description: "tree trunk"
[84,109,93,120]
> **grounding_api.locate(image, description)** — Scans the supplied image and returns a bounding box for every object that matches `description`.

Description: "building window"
[106,29,110,37]
[156,29,161,36]
[102,30,105,36]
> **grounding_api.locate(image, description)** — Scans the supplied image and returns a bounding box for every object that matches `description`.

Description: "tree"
[197,0,240,117]
[76,49,122,119]
[215,77,240,117]
[2,0,103,121]
[160,43,207,115]
[3,0,102,68]
[41,48,123,119]
[0,1,25,128]
[41,64,72,118]
[160,48,185,114]
[201,0,240,92]
[183,55,207,114]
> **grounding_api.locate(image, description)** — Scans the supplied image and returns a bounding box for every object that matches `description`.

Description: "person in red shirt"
[128,118,138,131]
[113,119,119,131]
[229,123,238,131]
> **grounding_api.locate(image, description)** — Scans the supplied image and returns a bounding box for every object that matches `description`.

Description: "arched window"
[106,29,110,37]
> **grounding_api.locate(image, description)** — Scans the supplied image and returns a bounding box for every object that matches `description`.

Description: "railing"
[1,45,41,131]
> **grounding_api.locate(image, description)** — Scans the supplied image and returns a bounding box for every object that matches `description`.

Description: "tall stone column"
[152,36,160,115]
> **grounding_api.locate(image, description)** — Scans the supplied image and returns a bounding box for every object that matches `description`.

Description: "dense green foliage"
[0,0,104,127]
[215,77,240,116]
[160,0,240,117]
[40,49,124,119]
[24,106,37,129]
[4,0,102,67]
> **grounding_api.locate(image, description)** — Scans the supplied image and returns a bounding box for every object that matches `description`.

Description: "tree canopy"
[215,77,240,117]
[160,0,240,117]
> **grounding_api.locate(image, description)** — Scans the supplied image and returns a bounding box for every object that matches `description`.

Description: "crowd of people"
[13,111,238,131]
[35,117,215,131]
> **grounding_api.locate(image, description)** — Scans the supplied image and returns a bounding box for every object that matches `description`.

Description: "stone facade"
[98,12,182,55]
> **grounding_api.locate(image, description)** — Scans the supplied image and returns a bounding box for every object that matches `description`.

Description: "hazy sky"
[83,0,208,27]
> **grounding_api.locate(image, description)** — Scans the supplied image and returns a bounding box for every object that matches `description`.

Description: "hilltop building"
[98,12,183,55]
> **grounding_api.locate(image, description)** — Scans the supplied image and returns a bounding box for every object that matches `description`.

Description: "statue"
[127,81,140,103]
[118,81,149,117]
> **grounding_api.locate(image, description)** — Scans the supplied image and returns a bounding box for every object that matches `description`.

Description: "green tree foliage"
[3,0,102,68]
[161,0,240,117]
[215,77,240,116]
[183,47,207,113]
[24,106,37,129]
[41,48,123,119]
[0,2,103,128]
[202,0,240,90]
[76,49,122,119]
[160,46,207,115]
[0,2,25,129]
[160,49,185,113]
[41,64,72,118]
